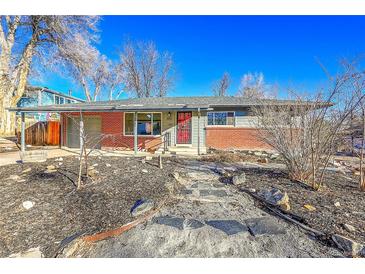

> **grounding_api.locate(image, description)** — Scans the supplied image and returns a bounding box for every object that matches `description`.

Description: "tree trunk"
[360,109,365,191]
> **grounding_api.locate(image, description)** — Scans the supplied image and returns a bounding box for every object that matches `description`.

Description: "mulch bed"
[0,156,176,258]
[228,166,365,244]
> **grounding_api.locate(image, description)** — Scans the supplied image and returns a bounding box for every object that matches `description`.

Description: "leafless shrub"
[253,62,365,190]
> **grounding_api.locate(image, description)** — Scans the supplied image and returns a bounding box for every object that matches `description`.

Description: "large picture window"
[124,112,162,136]
[207,112,235,126]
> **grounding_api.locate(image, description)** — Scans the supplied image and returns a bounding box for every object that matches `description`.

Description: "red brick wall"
[61,112,162,151]
[205,127,271,150]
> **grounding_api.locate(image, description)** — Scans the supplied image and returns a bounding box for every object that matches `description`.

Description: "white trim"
[123,111,163,137]
[207,111,236,127]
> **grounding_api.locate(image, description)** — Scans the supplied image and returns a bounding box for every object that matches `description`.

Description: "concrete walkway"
[0,147,76,166]
[71,161,342,258]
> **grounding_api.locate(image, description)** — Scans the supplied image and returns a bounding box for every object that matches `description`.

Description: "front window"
[207,112,235,126]
[125,113,161,136]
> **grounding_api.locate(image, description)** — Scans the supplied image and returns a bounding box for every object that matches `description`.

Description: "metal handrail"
[163,132,171,152]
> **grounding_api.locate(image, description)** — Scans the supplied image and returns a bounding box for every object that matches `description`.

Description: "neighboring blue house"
[17,86,84,122]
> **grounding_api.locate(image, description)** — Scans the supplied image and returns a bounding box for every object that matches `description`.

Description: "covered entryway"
[176,111,192,144]
[67,116,102,149]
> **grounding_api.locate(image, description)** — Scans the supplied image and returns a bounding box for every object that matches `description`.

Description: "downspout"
[197,108,201,156]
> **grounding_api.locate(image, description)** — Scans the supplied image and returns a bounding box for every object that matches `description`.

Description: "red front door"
[177,111,192,144]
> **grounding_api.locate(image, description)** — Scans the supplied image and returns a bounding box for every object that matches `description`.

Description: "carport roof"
[8,96,329,112]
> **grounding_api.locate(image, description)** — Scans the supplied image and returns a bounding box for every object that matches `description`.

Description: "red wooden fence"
[17,121,60,146]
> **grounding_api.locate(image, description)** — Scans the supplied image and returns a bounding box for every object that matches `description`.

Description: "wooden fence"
[17,121,60,146]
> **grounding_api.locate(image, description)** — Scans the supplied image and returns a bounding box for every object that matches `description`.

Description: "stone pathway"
[71,161,342,258]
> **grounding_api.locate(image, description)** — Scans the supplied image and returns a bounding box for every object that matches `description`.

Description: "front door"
[177,111,192,144]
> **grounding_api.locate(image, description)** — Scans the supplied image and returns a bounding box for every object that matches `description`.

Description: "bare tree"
[57,36,113,102]
[0,16,99,135]
[64,112,112,189]
[119,40,174,98]
[212,72,230,96]
[236,72,275,99]
[253,63,365,191]
[108,63,125,101]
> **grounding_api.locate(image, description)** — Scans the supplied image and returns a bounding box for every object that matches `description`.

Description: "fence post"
[21,112,25,152]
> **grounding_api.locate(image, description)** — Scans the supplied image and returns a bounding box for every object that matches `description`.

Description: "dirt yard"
[0,156,176,257]
[227,165,365,245]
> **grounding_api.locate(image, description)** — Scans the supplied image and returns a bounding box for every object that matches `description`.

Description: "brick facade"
[61,112,162,152]
[60,112,271,152]
[205,127,271,150]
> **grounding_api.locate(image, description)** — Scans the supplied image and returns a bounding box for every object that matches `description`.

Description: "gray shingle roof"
[9,96,325,112]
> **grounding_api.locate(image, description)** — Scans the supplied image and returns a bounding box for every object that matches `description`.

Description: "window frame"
[123,112,163,137]
[207,111,236,127]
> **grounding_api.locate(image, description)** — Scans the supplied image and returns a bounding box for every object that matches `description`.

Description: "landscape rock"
[8,175,20,181]
[47,165,56,170]
[58,162,63,166]
[205,220,248,236]
[44,169,57,174]
[130,199,155,217]
[172,172,180,181]
[303,204,316,211]
[360,246,365,258]
[331,234,363,257]
[22,201,34,210]
[254,151,263,157]
[231,173,246,185]
[343,223,356,232]
[141,169,148,173]
[153,216,184,230]
[245,217,286,236]
[257,158,269,164]
[88,169,99,178]
[270,153,280,159]
[334,202,341,207]
[199,189,227,197]
[22,168,32,173]
[258,188,290,211]
[92,163,98,167]
[105,163,111,167]
[8,247,43,258]
[145,156,153,161]
[16,179,26,183]
[183,219,205,230]
[55,157,63,162]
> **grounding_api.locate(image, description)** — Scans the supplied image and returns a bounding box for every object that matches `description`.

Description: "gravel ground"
[0,156,176,257]
[72,160,341,258]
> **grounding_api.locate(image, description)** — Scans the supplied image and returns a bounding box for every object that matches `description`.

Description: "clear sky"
[32,15,365,100]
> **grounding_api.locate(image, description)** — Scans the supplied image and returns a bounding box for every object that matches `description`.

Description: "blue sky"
[32,16,365,100]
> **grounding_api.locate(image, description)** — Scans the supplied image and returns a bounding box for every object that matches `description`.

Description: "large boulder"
[258,188,290,211]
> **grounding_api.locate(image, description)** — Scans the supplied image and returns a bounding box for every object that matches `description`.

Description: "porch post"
[134,112,138,155]
[21,112,25,152]
[197,108,201,156]
[79,117,84,150]
[59,113,63,148]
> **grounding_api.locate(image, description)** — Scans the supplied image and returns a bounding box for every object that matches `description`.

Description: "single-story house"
[10,96,306,154]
